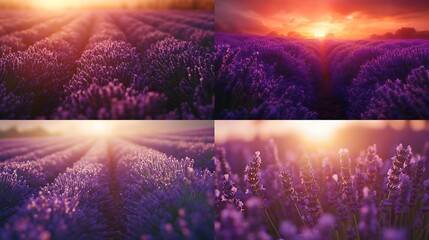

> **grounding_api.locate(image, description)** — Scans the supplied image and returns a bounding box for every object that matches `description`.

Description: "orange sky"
[0,0,214,10]
[216,0,429,38]
[0,120,213,136]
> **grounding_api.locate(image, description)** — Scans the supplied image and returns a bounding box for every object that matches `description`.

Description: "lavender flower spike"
[244,151,265,198]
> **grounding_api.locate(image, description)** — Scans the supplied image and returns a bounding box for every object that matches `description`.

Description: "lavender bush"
[1,142,113,239]
[214,42,317,119]
[347,47,429,118]
[126,133,214,170]
[112,139,214,239]
[0,141,92,224]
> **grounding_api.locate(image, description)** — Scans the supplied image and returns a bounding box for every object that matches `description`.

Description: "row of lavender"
[215,33,429,119]
[0,134,214,239]
[215,33,321,119]
[215,141,429,240]
[326,39,429,119]
[0,10,214,119]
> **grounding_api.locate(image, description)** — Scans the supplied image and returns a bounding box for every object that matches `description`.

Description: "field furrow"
[0,137,58,153]
[111,138,214,239]
[0,14,75,56]
[126,135,214,170]
[0,137,79,162]
[0,140,92,224]
[0,13,55,37]
[0,122,214,239]
[0,14,96,118]
[215,33,429,119]
[145,11,214,30]
[0,10,214,119]
[0,141,114,239]
[130,13,213,47]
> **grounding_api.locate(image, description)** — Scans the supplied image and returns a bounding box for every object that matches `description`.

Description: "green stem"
[353,214,360,240]
[293,201,306,227]
[335,230,340,240]
[265,208,281,239]
[394,215,398,228]
[280,201,288,220]
[417,213,427,240]
[340,222,347,240]
[416,222,429,240]
[317,198,324,213]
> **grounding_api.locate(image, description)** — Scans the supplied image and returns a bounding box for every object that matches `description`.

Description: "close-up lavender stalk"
[215,137,429,240]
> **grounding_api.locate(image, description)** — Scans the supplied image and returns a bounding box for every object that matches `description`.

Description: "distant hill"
[0,127,56,138]
[371,27,429,39]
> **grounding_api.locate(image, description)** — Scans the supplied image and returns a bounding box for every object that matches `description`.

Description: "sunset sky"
[216,0,429,38]
[215,120,428,143]
[0,120,213,136]
[0,0,213,10]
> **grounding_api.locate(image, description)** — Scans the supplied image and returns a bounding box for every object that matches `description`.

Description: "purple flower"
[244,151,265,199]
[339,149,358,212]
[300,155,321,226]
[279,168,295,201]
[359,187,378,239]
[409,156,425,207]
[365,144,382,195]
[382,228,407,240]
[221,174,244,211]
[387,144,412,191]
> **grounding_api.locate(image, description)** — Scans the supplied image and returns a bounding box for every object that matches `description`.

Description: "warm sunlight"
[292,121,343,143]
[313,30,326,39]
[217,0,429,39]
[0,120,213,137]
[2,0,214,10]
[39,0,69,10]
[89,122,109,136]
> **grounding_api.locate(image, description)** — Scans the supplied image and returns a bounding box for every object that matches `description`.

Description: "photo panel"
[0,0,214,120]
[215,0,429,119]
[0,120,214,239]
[215,120,429,239]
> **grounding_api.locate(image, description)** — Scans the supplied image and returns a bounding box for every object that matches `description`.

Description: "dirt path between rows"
[314,40,347,119]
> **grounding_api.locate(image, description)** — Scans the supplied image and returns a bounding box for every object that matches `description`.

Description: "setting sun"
[88,122,110,136]
[39,0,67,10]
[313,30,326,39]
[291,121,344,144]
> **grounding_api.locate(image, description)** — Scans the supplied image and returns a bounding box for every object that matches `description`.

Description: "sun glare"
[313,30,326,39]
[39,0,68,10]
[293,121,343,144]
[79,122,114,137]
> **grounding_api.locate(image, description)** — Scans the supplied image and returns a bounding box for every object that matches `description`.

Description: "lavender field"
[0,10,214,119]
[0,129,214,239]
[215,33,429,119]
[215,121,429,240]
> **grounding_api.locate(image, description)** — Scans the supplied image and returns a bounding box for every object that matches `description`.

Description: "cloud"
[216,1,270,34]
[219,0,429,17]
[330,0,429,17]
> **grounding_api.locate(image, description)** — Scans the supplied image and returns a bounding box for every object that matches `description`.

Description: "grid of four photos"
[0,0,428,239]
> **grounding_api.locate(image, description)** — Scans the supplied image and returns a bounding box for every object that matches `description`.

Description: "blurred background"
[216,120,429,172]
[0,0,214,10]
[0,120,213,138]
